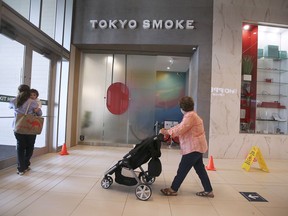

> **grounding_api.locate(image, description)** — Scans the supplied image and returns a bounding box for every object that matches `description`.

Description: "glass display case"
[240,24,288,135]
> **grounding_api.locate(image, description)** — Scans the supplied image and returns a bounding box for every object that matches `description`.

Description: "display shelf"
[240,24,288,135]
[257,93,287,97]
[256,48,288,134]
[258,56,288,61]
[257,81,288,85]
[257,67,288,73]
[256,119,287,122]
[257,102,286,109]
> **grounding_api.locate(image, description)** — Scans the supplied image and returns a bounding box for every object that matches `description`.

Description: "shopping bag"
[14,113,44,135]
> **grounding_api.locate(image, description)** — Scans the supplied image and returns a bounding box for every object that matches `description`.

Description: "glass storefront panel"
[63,0,73,51]
[3,0,30,20]
[126,55,157,142]
[78,54,188,145]
[30,0,41,27]
[40,0,57,39]
[0,34,25,146]
[54,0,65,45]
[103,54,130,143]
[79,54,108,142]
[0,0,72,168]
[3,0,73,49]
[57,60,69,146]
[30,51,50,148]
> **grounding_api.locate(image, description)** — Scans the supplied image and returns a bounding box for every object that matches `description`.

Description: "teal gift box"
[279,51,287,59]
[258,49,263,58]
[263,45,279,58]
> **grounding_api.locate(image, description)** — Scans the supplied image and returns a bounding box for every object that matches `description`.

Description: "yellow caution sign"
[242,146,269,172]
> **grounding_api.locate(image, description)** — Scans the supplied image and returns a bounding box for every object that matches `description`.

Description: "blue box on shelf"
[279,51,287,59]
[257,49,263,58]
[263,45,279,59]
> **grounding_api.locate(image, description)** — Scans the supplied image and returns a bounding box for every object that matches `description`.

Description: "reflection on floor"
[0,145,287,216]
[0,145,16,161]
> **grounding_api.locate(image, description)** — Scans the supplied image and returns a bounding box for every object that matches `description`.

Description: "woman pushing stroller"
[159,96,214,198]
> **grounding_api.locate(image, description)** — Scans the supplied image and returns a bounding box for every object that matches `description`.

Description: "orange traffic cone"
[60,143,69,155]
[206,156,216,171]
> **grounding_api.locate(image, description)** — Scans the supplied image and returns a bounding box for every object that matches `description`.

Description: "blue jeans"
[14,133,36,172]
[171,151,213,192]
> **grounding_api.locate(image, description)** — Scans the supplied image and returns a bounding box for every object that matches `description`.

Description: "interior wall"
[210,0,288,159]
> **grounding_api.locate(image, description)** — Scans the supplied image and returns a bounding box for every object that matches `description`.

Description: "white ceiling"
[258,25,288,34]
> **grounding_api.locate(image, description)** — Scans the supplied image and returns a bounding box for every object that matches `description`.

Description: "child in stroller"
[101,134,163,201]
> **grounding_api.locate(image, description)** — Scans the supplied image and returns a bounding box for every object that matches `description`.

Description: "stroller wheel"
[135,184,152,201]
[139,171,155,185]
[101,176,113,189]
[107,176,113,184]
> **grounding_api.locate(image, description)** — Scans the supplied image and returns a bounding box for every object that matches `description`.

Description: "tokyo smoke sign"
[89,19,195,30]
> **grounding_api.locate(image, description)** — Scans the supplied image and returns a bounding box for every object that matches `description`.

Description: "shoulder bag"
[14,101,44,135]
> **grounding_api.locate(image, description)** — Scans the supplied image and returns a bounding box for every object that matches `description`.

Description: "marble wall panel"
[210,0,288,159]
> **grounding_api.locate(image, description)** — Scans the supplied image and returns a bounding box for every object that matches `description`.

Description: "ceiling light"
[107,56,113,63]
[243,24,250,30]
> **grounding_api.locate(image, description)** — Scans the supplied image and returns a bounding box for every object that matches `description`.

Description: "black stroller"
[101,134,163,201]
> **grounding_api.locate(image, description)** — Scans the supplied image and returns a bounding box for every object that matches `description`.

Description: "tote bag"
[14,102,44,135]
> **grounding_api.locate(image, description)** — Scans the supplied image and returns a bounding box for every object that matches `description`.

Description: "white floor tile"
[0,145,287,216]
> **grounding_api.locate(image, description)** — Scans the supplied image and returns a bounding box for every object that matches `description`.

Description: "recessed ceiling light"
[243,24,250,30]
[107,56,113,63]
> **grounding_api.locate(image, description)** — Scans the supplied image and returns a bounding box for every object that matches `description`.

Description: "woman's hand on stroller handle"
[159,128,168,135]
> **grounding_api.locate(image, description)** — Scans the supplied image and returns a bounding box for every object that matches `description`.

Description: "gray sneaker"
[17,171,24,175]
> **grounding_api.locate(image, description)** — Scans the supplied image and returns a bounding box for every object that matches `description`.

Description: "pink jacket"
[167,111,208,155]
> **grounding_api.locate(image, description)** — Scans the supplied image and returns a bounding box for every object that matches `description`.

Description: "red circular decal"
[106,82,129,115]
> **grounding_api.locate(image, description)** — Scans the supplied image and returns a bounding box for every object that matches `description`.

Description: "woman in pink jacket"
[160,96,214,198]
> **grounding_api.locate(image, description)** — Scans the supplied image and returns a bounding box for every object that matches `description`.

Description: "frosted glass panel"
[79,54,156,143]
[78,54,188,145]
[79,54,157,144]
[79,54,109,142]
[126,55,157,142]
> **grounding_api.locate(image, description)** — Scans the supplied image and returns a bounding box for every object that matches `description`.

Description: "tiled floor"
[0,145,288,216]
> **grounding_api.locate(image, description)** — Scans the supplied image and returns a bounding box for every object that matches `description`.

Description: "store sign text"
[0,94,48,105]
[90,19,195,30]
[211,87,237,97]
